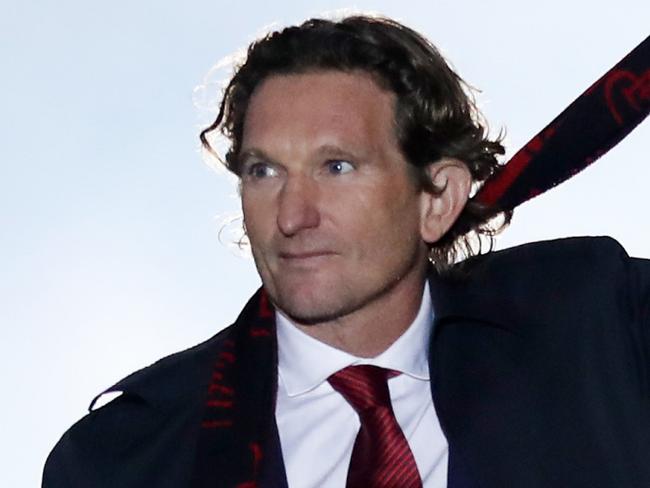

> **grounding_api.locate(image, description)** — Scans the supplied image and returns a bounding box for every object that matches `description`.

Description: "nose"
[276,175,320,236]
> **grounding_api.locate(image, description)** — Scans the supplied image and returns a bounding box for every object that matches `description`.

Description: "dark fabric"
[328,366,422,488]
[477,36,649,212]
[43,236,650,487]
[430,236,650,487]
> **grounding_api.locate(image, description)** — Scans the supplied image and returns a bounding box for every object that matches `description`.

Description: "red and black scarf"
[477,35,649,212]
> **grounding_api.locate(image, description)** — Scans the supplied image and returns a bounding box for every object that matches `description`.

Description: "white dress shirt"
[275,282,448,487]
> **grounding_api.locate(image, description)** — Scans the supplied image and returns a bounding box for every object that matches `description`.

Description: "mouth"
[278,251,337,260]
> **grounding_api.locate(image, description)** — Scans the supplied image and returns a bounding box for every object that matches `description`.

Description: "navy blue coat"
[43,237,650,487]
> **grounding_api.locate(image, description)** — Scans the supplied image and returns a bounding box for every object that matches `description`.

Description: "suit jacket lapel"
[428,262,557,487]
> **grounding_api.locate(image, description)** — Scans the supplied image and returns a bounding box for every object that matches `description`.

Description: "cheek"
[341,184,422,254]
[242,194,273,244]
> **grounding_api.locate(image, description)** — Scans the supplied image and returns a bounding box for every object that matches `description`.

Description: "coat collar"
[426,244,574,488]
[429,250,535,332]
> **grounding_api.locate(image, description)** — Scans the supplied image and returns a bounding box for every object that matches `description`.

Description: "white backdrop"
[1,1,648,486]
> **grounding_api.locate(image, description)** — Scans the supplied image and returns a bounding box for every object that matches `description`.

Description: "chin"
[272,287,354,326]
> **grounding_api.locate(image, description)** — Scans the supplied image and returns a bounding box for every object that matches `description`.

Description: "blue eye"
[327,160,354,175]
[245,162,278,179]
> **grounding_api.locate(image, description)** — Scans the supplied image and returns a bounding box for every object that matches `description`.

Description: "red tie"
[328,365,423,488]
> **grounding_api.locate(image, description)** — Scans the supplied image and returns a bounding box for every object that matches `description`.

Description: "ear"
[419,158,472,244]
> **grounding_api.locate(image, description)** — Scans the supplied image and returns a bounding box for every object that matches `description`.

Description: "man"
[43,15,650,488]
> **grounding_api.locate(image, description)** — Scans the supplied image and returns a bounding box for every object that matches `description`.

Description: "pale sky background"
[1,1,648,485]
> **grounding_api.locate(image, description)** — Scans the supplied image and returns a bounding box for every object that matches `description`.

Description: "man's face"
[239,70,430,325]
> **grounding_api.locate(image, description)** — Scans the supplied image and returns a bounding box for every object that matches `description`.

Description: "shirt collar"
[277,282,433,397]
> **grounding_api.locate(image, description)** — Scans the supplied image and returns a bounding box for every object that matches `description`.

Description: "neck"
[292,268,428,358]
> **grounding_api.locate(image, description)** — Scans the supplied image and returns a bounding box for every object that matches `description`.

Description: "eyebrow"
[238,144,366,168]
[315,144,365,161]
[238,148,271,164]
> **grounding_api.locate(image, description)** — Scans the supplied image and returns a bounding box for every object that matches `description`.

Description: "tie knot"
[328,365,396,413]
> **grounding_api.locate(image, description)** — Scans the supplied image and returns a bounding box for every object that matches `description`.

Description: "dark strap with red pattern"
[190,289,280,488]
[477,36,649,213]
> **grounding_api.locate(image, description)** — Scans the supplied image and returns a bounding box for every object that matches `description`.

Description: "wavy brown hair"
[200,15,511,269]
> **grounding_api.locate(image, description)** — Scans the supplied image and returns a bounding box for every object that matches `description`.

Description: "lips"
[278,251,336,260]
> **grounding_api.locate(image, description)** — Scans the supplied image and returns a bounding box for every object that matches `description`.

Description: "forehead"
[241,70,399,157]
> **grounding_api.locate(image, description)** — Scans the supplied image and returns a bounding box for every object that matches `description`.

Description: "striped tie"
[328,365,423,488]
